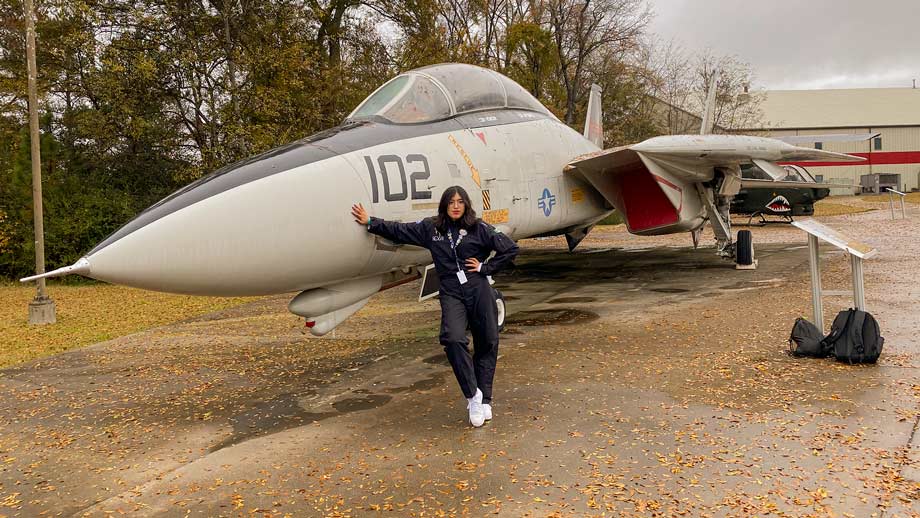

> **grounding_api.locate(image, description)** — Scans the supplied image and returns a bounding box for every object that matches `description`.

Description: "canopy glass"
[348,63,550,124]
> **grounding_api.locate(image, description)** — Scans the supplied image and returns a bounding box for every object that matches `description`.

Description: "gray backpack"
[788,317,831,358]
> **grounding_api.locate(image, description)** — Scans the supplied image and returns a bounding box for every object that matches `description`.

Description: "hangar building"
[739,87,920,193]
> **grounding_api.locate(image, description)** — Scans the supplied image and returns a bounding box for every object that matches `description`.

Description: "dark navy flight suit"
[367,216,519,404]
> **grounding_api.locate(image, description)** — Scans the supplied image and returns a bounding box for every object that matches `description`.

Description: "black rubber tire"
[493,288,505,332]
[736,229,753,265]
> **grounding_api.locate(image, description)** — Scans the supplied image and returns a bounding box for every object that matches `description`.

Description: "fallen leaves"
[0,281,252,368]
[0,493,21,508]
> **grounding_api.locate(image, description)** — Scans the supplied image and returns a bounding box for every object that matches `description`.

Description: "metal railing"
[886,188,907,219]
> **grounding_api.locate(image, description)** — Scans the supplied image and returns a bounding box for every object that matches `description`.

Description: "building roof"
[749,88,920,130]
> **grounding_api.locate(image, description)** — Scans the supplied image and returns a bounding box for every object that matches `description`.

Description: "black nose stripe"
[88,110,550,256]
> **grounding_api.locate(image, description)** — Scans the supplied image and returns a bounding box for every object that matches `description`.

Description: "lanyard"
[446,226,465,272]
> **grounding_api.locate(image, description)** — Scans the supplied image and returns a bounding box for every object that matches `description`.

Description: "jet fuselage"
[84,109,607,296]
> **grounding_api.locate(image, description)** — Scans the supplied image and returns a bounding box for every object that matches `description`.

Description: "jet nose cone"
[19,257,91,283]
[86,148,372,296]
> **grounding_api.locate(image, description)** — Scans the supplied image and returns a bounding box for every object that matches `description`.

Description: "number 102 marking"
[364,154,432,203]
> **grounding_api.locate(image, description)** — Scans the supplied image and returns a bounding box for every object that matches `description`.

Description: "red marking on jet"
[475,132,487,145]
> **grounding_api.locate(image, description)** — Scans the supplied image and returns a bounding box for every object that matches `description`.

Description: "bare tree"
[642,40,698,134]
[545,0,650,124]
[692,50,763,132]
[642,41,763,134]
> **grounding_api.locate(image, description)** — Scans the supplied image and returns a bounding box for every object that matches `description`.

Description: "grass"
[0,281,253,369]
[597,212,625,225]
[859,191,920,204]
[813,201,875,217]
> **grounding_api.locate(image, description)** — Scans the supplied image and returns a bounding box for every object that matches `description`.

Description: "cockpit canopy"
[347,63,552,124]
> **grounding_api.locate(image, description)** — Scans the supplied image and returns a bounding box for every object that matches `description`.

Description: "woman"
[351,186,518,427]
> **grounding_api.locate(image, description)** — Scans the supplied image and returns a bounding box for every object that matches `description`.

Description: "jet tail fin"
[699,71,718,135]
[583,84,603,148]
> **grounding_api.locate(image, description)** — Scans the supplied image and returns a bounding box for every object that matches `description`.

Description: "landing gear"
[736,230,753,264]
[494,288,506,332]
[699,183,734,258]
[734,229,757,270]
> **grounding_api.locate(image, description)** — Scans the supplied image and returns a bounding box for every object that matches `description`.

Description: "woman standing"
[351,186,518,427]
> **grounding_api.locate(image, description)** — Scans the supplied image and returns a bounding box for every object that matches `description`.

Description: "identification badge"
[456,270,468,284]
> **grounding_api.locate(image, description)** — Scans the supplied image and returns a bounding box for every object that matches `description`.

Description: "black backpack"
[788,317,832,357]
[820,309,884,364]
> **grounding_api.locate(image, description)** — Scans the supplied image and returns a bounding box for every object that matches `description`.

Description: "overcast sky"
[646,0,919,91]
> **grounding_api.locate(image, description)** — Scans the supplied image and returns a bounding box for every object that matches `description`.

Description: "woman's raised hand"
[351,203,370,225]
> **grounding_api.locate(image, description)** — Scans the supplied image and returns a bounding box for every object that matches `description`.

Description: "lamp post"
[24,0,56,324]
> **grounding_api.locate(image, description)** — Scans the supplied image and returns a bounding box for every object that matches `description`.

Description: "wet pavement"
[1,210,918,517]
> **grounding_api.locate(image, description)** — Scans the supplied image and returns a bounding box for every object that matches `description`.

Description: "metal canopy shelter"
[792,219,878,334]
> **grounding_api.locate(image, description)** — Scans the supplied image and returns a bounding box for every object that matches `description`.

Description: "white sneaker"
[483,404,492,421]
[467,389,485,427]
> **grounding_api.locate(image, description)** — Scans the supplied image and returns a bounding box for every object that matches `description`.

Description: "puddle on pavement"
[513,269,568,282]
[383,372,447,393]
[546,296,598,304]
[505,308,599,327]
[671,262,728,270]
[719,280,781,291]
[213,391,395,452]
[211,392,336,452]
[333,394,392,412]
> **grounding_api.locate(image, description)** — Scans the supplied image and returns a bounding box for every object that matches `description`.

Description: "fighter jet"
[731,134,877,223]
[22,63,864,335]
[731,163,831,223]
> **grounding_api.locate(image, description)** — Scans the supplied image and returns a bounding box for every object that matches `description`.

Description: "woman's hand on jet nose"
[351,203,369,225]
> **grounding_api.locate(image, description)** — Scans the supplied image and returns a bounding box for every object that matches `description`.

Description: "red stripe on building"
[781,151,920,167]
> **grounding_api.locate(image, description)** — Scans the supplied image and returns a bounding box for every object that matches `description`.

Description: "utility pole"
[24,0,56,324]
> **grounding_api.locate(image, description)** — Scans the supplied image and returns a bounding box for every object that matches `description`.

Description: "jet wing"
[776,147,864,162]
[564,135,866,236]
[775,132,880,145]
[566,136,865,182]
[740,179,857,189]
[565,136,864,184]
[563,145,694,235]
[563,145,635,176]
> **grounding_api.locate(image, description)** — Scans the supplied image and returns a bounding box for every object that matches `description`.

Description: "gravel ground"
[0,195,917,517]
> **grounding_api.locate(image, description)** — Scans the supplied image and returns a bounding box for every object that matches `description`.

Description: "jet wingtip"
[784,145,868,163]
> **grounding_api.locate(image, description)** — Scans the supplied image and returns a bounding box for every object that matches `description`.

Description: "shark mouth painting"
[766,195,792,213]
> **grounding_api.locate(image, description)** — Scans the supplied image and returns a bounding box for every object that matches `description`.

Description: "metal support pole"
[888,189,907,219]
[807,234,824,332]
[850,254,866,311]
[24,0,55,324]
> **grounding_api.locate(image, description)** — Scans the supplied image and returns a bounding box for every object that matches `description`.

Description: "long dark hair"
[434,185,479,234]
